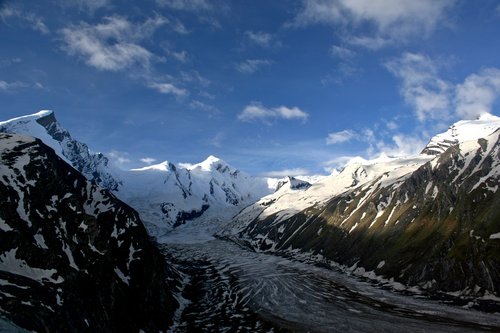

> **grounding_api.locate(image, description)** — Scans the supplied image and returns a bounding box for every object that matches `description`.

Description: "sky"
[1,0,500,176]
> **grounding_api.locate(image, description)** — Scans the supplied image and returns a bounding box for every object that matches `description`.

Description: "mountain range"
[0,110,500,330]
[226,114,500,302]
[0,111,274,239]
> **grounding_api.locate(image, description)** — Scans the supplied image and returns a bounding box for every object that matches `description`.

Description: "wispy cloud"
[180,70,210,87]
[148,82,188,97]
[238,102,309,123]
[140,157,157,165]
[455,68,500,119]
[236,59,272,74]
[329,45,355,60]
[326,129,357,144]
[322,132,427,173]
[0,80,27,92]
[375,134,427,157]
[291,0,456,49]
[387,52,500,121]
[385,52,451,122]
[263,168,310,178]
[190,100,220,114]
[209,131,225,148]
[60,15,166,71]
[108,150,131,168]
[245,30,279,48]
[0,6,49,34]
[172,50,188,62]
[0,79,43,93]
[59,15,191,96]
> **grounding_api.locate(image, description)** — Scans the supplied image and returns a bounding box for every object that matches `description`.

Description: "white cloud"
[326,129,357,144]
[387,53,500,121]
[0,6,49,34]
[385,52,451,122]
[0,79,41,92]
[238,102,309,123]
[209,131,225,148]
[0,80,24,91]
[346,35,390,50]
[236,59,272,74]
[140,157,157,165]
[386,120,398,130]
[108,150,131,167]
[148,82,187,97]
[375,134,427,157]
[60,16,166,71]
[292,0,456,48]
[322,132,427,173]
[172,50,188,62]
[263,168,310,178]
[329,45,355,60]
[189,100,219,114]
[455,68,500,119]
[246,31,274,47]
[180,70,210,87]
[274,106,309,120]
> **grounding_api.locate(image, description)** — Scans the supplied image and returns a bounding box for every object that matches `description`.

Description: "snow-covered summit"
[188,155,228,171]
[0,109,54,125]
[422,113,500,155]
[0,110,121,190]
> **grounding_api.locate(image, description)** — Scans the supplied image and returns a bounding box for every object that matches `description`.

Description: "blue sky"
[2,0,500,176]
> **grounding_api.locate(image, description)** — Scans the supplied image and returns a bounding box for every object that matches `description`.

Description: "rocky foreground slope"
[229,115,500,300]
[0,133,178,332]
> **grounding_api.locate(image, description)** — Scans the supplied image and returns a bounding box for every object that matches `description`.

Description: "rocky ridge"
[0,133,178,332]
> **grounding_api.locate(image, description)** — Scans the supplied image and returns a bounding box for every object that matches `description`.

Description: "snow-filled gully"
[161,239,500,333]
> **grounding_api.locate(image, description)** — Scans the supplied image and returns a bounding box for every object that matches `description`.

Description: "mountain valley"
[0,111,499,332]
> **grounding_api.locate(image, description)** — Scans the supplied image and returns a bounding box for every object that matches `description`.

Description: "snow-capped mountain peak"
[0,110,64,159]
[0,110,121,190]
[422,113,500,155]
[131,160,173,172]
[186,155,233,174]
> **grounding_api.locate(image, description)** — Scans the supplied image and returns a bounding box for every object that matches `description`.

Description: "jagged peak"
[275,176,311,192]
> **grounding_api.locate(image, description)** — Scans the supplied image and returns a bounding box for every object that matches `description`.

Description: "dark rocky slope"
[0,133,178,332]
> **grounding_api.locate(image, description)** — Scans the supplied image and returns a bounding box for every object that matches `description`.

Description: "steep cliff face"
[234,126,500,299]
[0,133,178,332]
